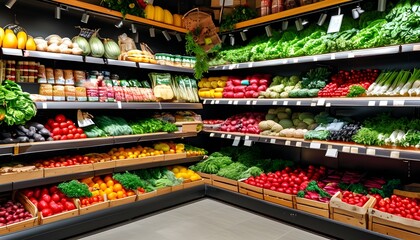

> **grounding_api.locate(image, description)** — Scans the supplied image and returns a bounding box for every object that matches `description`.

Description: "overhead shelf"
[202,97,420,107]
[203,130,420,162]
[12,132,197,155]
[51,0,188,33]
[35,101,202,110]
[231,0,352,31]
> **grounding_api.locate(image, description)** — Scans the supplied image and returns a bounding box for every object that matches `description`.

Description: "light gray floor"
[71,199,332,240]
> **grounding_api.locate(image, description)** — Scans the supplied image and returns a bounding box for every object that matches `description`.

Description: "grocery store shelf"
[209,45,401,70]
[400,42,420,52]
[35,101,203,110]
[1,48,23,56]
[206,186,396,240]
[106,59,138,68]
[231,0,351,31]
[0,144,14,156]
[114,155,203,172]
[202,97,420,107]
[51,0,188,33]
[204,130,420,162]
[13,132,196,155]
[5,185,205,240]
[23,50,84,62]
[138,62,194,73]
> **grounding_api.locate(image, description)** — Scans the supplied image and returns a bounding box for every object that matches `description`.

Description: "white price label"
[246,100,251,105]
[117,101,122,109]
[42,102,48,109]
[283,101,288,106]
[393,100,405,106]
[228,100,233,104]
[293,58,299,63]
[215,100,220,104]
[330,53,336,60]
[379,100,388,106]
[413,45,420,51]
[313,56,318,62]
[233,100,239,105]
[270,139,276,144]
[310,142,321,149]
[348,52,355,58]
[282,59,288,64]
[232,136,241,146]
[210,100,215,105]
[326,102,331,107]
[285,140,291,146]
[252,101,257,105]
[350,147,359,154]
[227,134,232,139]
[244,140,252,146]
[368,101,376,106]
[272,101,278,105]
[210,133,215,137]
[221,134,225,138]
[296,142,302,147]
[327,14,343,34]
[296,101,301,106]
[366,149,376,155]
[203,99,208,104]
[390,151,400,159]
[245,136,250,140]
[311,102,316,107]
[248,62,253,68]
[228,64,236,70]
[325,148,338,158]
[317,99,325,106]
[342,146,350,153]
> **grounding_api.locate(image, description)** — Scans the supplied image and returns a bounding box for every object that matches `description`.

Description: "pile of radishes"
[0,200,33,226]
[220,112,265,134]
[223,75,270,98]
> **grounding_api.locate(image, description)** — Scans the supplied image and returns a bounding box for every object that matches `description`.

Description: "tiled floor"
[70,199,332,240]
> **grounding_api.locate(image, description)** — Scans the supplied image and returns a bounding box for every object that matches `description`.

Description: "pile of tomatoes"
[34,155,94,168]
[44,114,87,141]
[341,191,370,207]
[373,194,420,220]
[79,196,105,208]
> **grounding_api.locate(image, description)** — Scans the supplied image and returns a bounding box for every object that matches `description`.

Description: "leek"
[399,69,420,96]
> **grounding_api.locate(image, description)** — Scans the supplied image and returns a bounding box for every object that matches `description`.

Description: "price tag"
[227,134,231,139]
[366,149,376,155]
[246,101,251,105]
[252,101,257,105]
[393,100,405,106]
[296,101,301,106]
[326,102,331,107]
[232,136,240,146]
[342,146,350,153]
[379,100,388,106]
[293,58,299,63]
[330,53,336,60]
[233,100,239,105]
[390,151,400,159]
[244,139,253,146]
[285,140,291,146]
[228,64,236,70]
[117,101,122,109]
[368,101,376,106]
[327,14,343,34]
[413,45,420,51]
[296,142,302,147]
[325,148,338,158]
[228,100,233,105]
[350,147,359,154]
[283,101,288,106]
[221,134,225,138]
[311,102,316,107]
[42,102,48,109]
[210,133,215,137]
[313,56,318,62]
[245,136,250,140]
[209,100,214,105]
[203,99,208,104]
[23,51,30,57]
[348,52,355,58]
[282,59,288,64]
[317,99,325,106]
[248,62,253,68]
[272,101,278,105]
[270,139,276,144]
[215,100,220,104]
[310,142,321,149]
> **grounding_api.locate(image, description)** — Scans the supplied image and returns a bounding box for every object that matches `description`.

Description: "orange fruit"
[100,183,107,191]
[117,190,124,199]
[113,183,123,192]
[127,191,135,196]
[92,176,101,182]
[104,175,113,182]
[106,180,114,188]
[104,188,113,195]
[107,192,117,200]
[91,190,100,196]
[96,179,104,185]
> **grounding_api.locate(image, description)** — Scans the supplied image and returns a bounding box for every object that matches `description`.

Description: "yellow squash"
[17,31,27,50]
[0,27,4,47]
[163,10,173,25]
[154,6,164,22]
[145,4,155,20]
[173,14,183,27]
[3,29,17,49]
[26,37,36,51]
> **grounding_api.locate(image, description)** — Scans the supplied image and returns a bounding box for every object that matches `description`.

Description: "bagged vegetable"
[149,73,175,101]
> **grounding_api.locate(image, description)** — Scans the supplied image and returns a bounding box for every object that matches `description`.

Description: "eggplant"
[38,128,51,137]
[2,138,15,144]
[33,134,44,142]
[15,130,27,137]
[29,126,37,133]
[26,130,35,138]
[16,136,29,143]
[28,122,44,131]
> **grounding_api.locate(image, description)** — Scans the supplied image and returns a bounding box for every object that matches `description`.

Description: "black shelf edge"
[203,130,420,162]
[106,59,138,68]
[159,102,203,110]
[138,62,194,73]
[13,171,94,190]
[202,97,420,107]
[206,185,397,240]
[0,144,13,157]
[3,186,206,240]
[120,102,162,109]
[114,156,203,172]
[35,102,202,110]
[23,50,84,62]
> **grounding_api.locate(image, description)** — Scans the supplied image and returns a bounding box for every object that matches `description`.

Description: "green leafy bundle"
[185,32,209,79]
[58,180,92,198]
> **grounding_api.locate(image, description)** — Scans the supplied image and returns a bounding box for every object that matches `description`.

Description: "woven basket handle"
[182,7,200,19]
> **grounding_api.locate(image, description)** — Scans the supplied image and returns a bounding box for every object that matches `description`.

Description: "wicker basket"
[183,8,221,52]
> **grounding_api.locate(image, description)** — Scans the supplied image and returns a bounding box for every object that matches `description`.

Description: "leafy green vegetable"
[216,162,248,180]
[113,171,143,190]
[58,180,92,198]
[370,179,401,198]
[347,85,366,97]
[239,166,263,180]
[338,182,367,194]
[186,32,209,79]
[220,6,257,32]
[305,181,331,198]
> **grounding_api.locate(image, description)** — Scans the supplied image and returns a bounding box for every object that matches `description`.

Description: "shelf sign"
[210,100,215,105]
[366,149,376,155]
[227,134,232,139]
[117,101,122,109]
[221,134,225,138]
[203,99,208,104]
[285,140,291,146]
[393,100,405,106]
[228,100,233,105]
[350,147,359,154]
[342,146,350,153]
[295,142,302,147]
[283,101,288,106]
[233,100,239,105]
[270,139,276,144]
[368,101,376,106]
[272,101,278,105]
[215,100,220,104]
[413,45,420,51]
[325,148,338,158]
[42,102,48,109]
[244,139,252,146]
[232,136,241,146]
[252,101,257,105]
[379,100,388,106]
[310,142,321,149]
[246,101,251,105]
[210,133,215,137]
[390,151,400,159]
[317,99,325,106]
[327,14,343,34]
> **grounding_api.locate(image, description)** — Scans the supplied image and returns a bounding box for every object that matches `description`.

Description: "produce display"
[21,186,76,217]
[0,200,34,226]
[223,75,270,99]
[33,155,93,168]
[169,166,202,182]
[373,194,420,220]
[44,114,86,141]
[219,112,265,134]
[259,75,301,99]
[0,27,36,51]
[184,144,207,157]
[339,191,371,207]
[210,1,420,65]
[134,167,183,190]
[149,72,199,103]
[80,175,136,200]
[198,76,227,98]
[128,118,178,135]
[144,4,183,27]
[366,69,420,97]
[0,122,52,144]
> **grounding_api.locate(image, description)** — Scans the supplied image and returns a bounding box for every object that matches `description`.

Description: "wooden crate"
[114,157,144,167]
[109,195,136,208]
[75,199,110,215]
[263,189,295,208]
[164,153,186,161]
[183,179,205,189]
[137,191,157,201]
[6,193,39,233]
[176,122,200,133]
[171,184,184,192]
[44,164,93,177]
[93,161,116,171]
[39,209,79,225]
[156,187,172,196]
[197,172,212,184]
[0,169,43,185]
[212,175,238,192]
[238,181,263,200]
[295,197,330,218]
[330,192,376,229]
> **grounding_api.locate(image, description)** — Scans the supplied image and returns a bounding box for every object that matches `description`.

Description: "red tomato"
[66,120,74,126]
[67,134,74,140]
[47,119,55,127]
[61,128,69,135]
[60,135,68,140]
[65,201,76,211]
[51,193,60,202]
[55,114,66,123]
[52,128,62,136]
[52,122,59,128]
[60,122,68,128]
[77,128,84,134]
[37,200,49,210]
[41,208,53,217]
[80,133,87,138]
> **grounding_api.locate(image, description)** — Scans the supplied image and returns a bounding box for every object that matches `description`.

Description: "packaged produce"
[149,73,175,101]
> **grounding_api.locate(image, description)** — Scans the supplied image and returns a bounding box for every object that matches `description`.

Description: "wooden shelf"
[233,0,352,30]
[52,0,188,33]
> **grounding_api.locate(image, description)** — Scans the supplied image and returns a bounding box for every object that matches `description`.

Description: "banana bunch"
[119,49,157,64]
